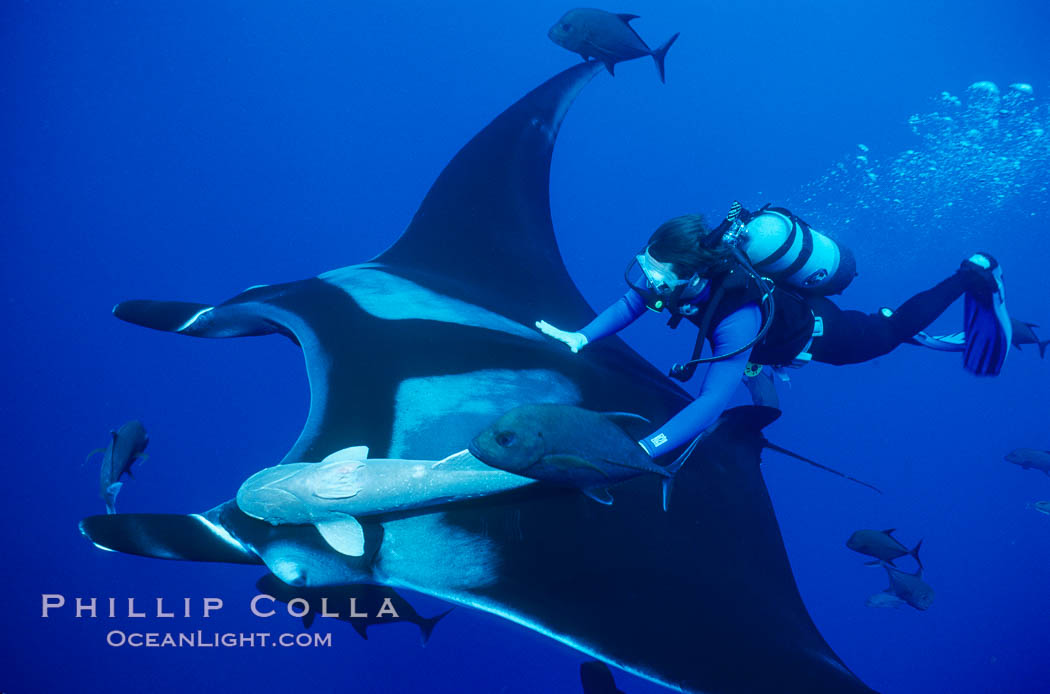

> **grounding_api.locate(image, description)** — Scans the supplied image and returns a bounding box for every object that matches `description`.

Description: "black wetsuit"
[688,265,972,368]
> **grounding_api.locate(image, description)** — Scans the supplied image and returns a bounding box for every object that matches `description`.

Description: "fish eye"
[495,431,516,448]
[562,23,572,32]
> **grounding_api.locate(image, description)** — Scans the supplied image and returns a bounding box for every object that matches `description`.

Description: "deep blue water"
[6,2,1049,692]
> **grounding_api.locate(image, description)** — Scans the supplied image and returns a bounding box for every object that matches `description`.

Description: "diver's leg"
[809,262,998,366]
[806,298,902,365]
[880,271,969,339]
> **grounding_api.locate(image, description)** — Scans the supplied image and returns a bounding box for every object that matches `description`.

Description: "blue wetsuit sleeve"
[639,303,762,455]
[579,290,648,343]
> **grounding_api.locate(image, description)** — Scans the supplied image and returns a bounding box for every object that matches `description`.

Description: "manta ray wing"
[403,407,874,693]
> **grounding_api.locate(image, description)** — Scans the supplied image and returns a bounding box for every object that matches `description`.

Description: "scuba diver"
[536,203,1011,458]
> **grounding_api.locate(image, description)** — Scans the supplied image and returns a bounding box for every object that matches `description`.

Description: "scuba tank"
[664,201,855,380]
[722,203,857,296]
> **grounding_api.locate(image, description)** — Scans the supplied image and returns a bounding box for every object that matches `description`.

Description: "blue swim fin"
[962,254,1011,376]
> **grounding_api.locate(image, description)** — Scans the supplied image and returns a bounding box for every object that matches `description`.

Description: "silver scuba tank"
[737,206,857,296]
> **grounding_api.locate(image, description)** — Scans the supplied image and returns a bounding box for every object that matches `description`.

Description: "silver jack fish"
[86,421,149,514]
[236,447,535,557]
[846,528,923,569]
[548,9,679,82]
[868,562,935,611]
[468,404,672,506]
[1005,448,1050,475]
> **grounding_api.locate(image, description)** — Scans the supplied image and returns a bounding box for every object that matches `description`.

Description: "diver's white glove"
[535,320,588,353]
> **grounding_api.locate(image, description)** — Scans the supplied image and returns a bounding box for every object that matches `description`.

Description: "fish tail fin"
[104,482,123,514]
[418,607,455,646]
[764,442,884,494]
[660,430,705,512]
[1039,339,1049,358]
[351,621,369,640]
[651,32,680,83]
[911,539,924,571]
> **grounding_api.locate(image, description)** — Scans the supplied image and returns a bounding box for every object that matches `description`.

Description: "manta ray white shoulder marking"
[320,446,369,463]
[388,369,581,458]
[319,265,540,340]
[175,307,214,333]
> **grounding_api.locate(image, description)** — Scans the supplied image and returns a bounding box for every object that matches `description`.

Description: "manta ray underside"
[81,62,876,694]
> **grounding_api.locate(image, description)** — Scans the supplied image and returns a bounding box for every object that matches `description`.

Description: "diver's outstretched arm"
[639,305,760,456]
[536,289,647,352]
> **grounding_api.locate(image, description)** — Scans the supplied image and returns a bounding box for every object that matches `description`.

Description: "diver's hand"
[535,320,588,353]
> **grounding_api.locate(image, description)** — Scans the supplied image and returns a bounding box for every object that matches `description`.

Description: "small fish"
[1005,448,1050,476]
[846,528,923,569]
[86,421,149,514]
[236,447,534,557]
[255,575,453,645]
[1028,501,1050,516]
[580,660,626,694]
[880,562,935,611]
[549,9,679,83]
[469,404,671,506]
[1011,319,1049,358]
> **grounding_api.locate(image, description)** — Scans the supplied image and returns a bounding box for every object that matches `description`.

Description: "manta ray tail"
[762,442,883,494]
[80,513,261,564]
[694,406,883,494]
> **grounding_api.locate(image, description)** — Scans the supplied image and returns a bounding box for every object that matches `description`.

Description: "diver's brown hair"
[647,214,733,276]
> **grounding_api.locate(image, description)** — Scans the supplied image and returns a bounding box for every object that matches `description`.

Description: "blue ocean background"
[5,1,1049,692]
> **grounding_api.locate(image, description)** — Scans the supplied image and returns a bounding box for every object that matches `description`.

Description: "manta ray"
[81,62,877,694]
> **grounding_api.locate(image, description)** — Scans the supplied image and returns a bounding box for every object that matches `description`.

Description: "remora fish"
[881,562,935,611]
[81,64,879,693]
[1011,319,1049,357]
[549,9,679,82]
[237,447,535,556]
[1005,448,1050,475]
[468,404,670,505]
[86,421,149,514]
[255,574,453,645]
[846,529,923,569]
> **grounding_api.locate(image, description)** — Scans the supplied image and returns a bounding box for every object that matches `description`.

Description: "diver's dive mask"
[624,248,707,312]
